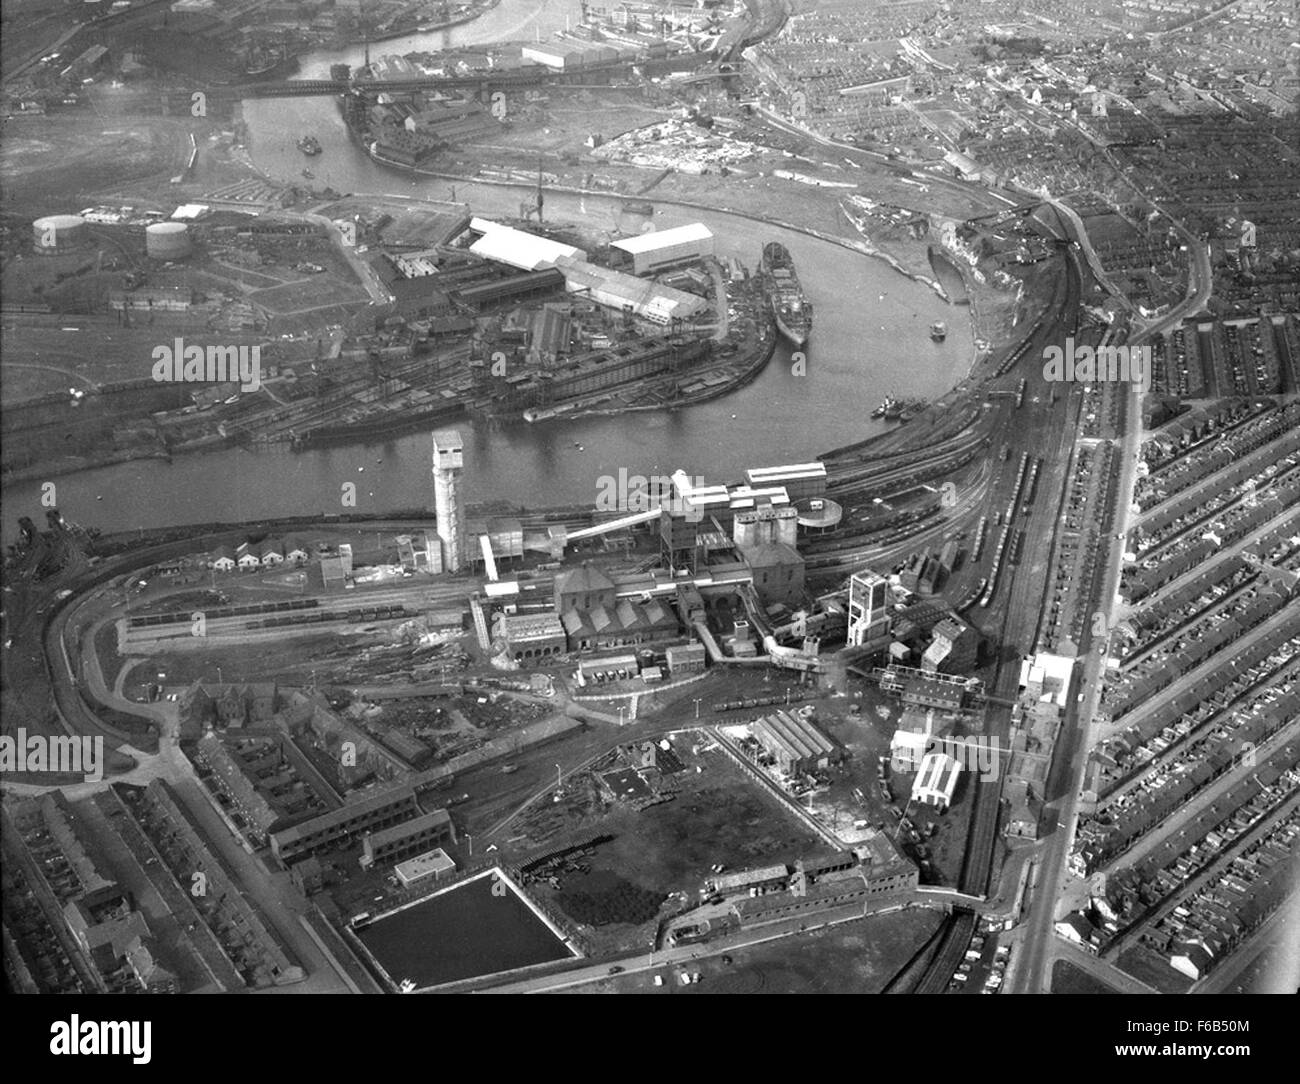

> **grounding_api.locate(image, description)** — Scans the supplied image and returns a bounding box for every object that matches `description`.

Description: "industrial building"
[555,256,707,324]
[552,562,680,652]
[554,563,617,612]
[847,570,890,647]
[560,596,679,652]
[269,785,423,863]
[495,612,567,664]
[577,653,640,683]
[911,751,962,812]
[431,429,465,574]
[521,41,618,69]
[891,710,942,773]
[108,285,192,312]
[741,542,805,608]
[665,642,706,674]
[610,222,715,276]
[749,709,843,774]
[453,268,566,311]
[744,463,827,504]
[922,616,980,675]
[900,675,967,712]
[733,504,799,549]
[468,516,524,576]
[1018,652,1076,719]
[468,218,586,271]
[722,834,917,927]
[709,863,790,897]
[394,847,457,889]
[359,809,456,869]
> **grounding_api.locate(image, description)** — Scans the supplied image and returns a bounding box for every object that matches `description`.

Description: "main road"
[1007,331,1146,995]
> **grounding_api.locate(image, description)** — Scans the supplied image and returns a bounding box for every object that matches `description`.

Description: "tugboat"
[884,399,904,421]
[873,396,897,419]
[930,321,947,342]
[297,134,322,156]
[760,242,812,347]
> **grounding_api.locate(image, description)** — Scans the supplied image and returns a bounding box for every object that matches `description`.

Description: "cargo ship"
[244,50,299,83]
[298,134,322,156]
[760,242,812,347]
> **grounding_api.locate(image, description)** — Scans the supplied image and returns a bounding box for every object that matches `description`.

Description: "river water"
[1,0,971,535]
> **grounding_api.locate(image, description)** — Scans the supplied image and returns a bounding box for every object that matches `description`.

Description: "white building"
[611,222,714,276]
[555,256,706,324]
[1018,652,1076,719]
[847,570,890,647]
[468,217,586,271]
[911,751,961,812]
[890,710,937,773]
[394,848,457,890]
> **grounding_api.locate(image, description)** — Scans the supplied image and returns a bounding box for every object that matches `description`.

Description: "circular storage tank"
[33,214,86,255]
[145,221,192,260]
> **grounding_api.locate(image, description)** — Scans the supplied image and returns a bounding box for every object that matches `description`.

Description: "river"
[1,0,972,536]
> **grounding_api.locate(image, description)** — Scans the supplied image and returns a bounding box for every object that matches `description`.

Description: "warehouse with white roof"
[611,222,714,275]
[911,750,961,812]
[468,217,586,271]
[555,255,706,324]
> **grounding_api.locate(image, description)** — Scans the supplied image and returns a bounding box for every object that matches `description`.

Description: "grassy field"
[1116,944,1194,994]
[1050,959,1122,994]
[568,908,945,994]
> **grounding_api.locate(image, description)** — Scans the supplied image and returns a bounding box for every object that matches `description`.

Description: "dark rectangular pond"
[356,872,574,988]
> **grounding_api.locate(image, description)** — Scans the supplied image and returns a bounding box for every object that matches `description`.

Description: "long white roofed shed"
[611,222,714,274]
[469,217,586,271]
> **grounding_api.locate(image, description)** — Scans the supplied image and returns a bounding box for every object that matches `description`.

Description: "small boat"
[930,321,947,341]
[398,978,417,993]
[301,169,314,180]
[297,134,322,156]
[873,397,896,419]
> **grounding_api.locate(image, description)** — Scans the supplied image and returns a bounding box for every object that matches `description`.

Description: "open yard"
[518,736,823,954]
[568,908,945,994]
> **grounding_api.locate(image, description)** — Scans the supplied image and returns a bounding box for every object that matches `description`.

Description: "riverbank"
[2,447,173,486]
[359,0,503,46]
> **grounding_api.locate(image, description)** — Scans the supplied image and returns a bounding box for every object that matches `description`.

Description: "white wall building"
[911,751,961,812]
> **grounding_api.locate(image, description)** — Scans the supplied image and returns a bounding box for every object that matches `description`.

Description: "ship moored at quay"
[759,241,812,347]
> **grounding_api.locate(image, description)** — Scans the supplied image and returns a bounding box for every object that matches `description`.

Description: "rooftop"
[610,222,714,255]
